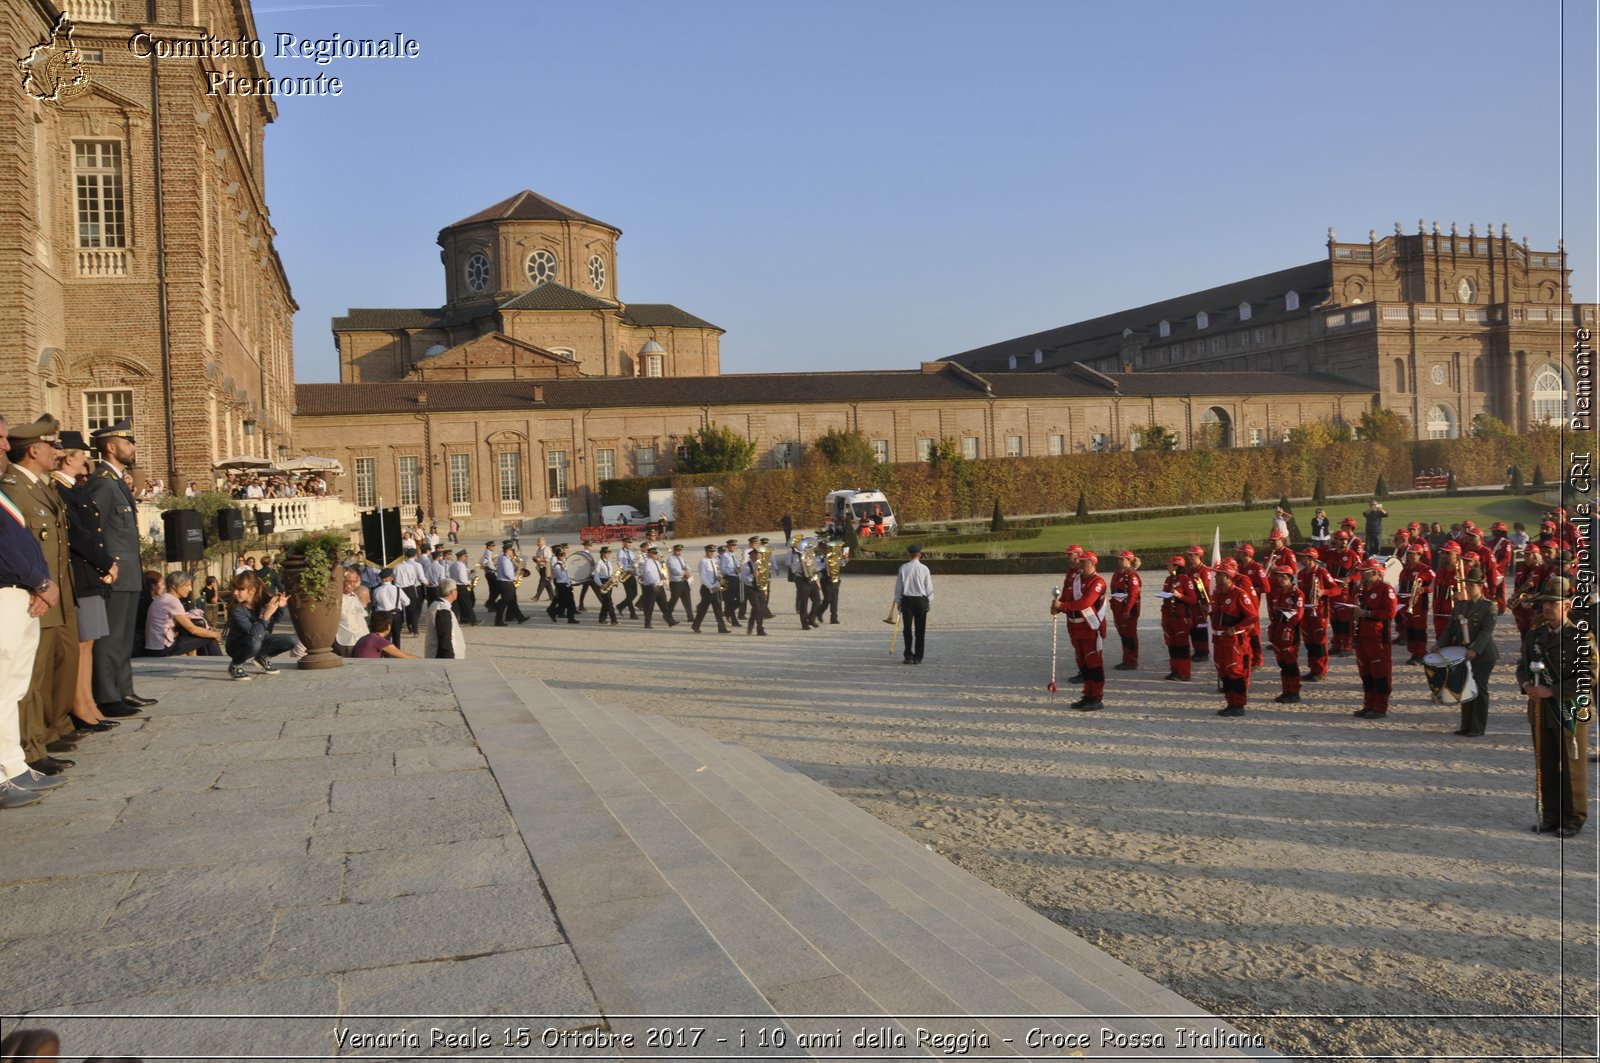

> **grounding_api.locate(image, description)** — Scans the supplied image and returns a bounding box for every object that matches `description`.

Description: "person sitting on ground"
[352,613,417,659]
[145,571,223,657]
[224,571,298,680]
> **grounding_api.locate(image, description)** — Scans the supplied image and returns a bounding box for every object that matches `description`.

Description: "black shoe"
[1556,827,1581,838]
[903,657,914,664]
[1113,663,1137,671]
[1405,655,1424,665]
[718,627,731,634]
[666,619,680,627]
[1217,706,1246,717]
[1071,698,1103,711]
[45,739,78,754]
[691,625,701,633]
[829,619,840,624]
[100,702,142,717]
[31,756,74,772]
[70,716,116,732]
[253,656,279,675]
[494,622,507,627]
[1065,673,1085,684]
[1273,693,1301,704]
[1192,654,1209,663]
[567,618,580,624]
[123,694,159,708]
[1531,823,1561,834]
[1304,674,1326,682]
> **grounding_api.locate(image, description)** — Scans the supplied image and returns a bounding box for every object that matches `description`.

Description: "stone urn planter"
[281,536,345,670]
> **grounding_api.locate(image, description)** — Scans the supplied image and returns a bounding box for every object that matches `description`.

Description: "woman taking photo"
[224,571,299,680]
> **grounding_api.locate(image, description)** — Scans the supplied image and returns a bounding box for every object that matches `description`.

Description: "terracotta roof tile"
[618,304,724,331]
[442,190,619,233]
[499,283,617,311]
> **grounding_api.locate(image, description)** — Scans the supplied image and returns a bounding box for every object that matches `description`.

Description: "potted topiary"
[281,530,347,670]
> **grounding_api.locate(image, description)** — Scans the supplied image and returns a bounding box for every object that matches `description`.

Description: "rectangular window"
[646,355,663,377]
[546,449,569,512]
[83,388,133,433]
[634,445,657,477]
[354,457,376,508]
[74,141,125,248]
[1250,428,1265,447]
[961,436,979,460]
[1005,434,1023,457]
[595,447,615,482]
[1047,434,1065,457]
[497,451,522,509]
[916,438,934,462]
[675,445,690,464]
[1090,433,1108,453]
[448,453,472,505]
[397,456,421,508]
[1128,430,1142,451]
[773,442,798,469]
[871,439,889,463]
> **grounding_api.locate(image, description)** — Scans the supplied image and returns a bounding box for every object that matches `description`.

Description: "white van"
[823,489,896,535]
[600,504,647,526]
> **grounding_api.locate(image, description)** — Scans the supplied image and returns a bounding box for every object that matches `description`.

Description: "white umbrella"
[278,455,344,475]
[214,455,277,471]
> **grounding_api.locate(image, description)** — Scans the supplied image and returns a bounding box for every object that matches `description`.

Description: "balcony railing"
[62,0,116,21]
[499,500,523,516]
[77,249,128,277]
[449,501,472,517]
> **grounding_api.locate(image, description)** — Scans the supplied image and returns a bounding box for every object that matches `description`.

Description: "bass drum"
[1422,646,1476,705]
[567,553,595,585]
[1381,555,1404,589]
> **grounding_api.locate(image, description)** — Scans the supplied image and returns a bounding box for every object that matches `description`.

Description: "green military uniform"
[0,416,78,762]
[1515,576,1595,836]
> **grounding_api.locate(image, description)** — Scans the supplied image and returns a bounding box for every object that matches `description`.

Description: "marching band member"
[1351,559,1399,719]
[1160,555,1196,682]
[692,544,731,633]
[530,538,554,603]
[1325,530,1360,655]
[1236,544,1269,668]
[1265,530,1295,573]
[616,537,640,620]
[1459,527,1500,607]
[1266,566,1304,704]
[448,549,478,626]
[1210,559,1256,717]
[1435,566,1496,737]
[546,545,579,623]
[574,539,598,613]
[814,539,847,626]
[740,536,761,621]
[665,543,693,623]
[493,540,528,625]
[479,541,501,612]
[1397,543,1433,663]
[1183,547,1212,663]
[742,546,769,636]
[1052,551,1107,711]
[1108,550,1141,670]
[590,546,620,625]
[1296,547,1339,681]
[637,545,677,628]
[392,548,424,636]
[1431,541,1465,640]
[1510,542,1549,635]
[371,568,409,647]
[789,537,822,630]
[1487,522,1515,614]
[718,542,742,621]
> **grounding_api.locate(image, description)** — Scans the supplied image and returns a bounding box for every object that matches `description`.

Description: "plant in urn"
[281,530,347,669]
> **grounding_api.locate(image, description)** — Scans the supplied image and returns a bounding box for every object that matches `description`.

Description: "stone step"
[580,694,1275,1061]
[458,667,796,1058]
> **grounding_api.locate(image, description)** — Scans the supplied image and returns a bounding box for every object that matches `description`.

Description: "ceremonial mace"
[883,599,899,654]
[1529,659,1547,829]
[1047,584,1061,694]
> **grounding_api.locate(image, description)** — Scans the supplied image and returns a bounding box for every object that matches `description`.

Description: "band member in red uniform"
[1183,546,1212,662]
[1432,541,1465,640]
[1210,559,1257,717]
[1397,543,1434,664]
[1405,523,1432,567]
[1488,522,1515,613]
[1108,550,1141,670]
[1265,530,1295,573]
[1236,544,1269,668]
[1266,566,1304,704]
[1351,559,1399,719]
[1510,542,1548,635]
[1325,530,1361,655]
[1297,547,1340,681]
[1053,551,1107,711]
[1459,527,1499,607]
[1160,555,1196,681]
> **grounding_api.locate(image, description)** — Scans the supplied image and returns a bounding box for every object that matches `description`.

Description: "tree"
[1355,407,1410,446]
[813,427,877,466]
[928,437,962,468]
[1277,494,1293,514]
[1470,413,1514,440]
[1312,474,1327,505]
[990,498,1006,532]
[1132,424,1180,452]
[1533,463,1547,486]
[1075,492,1089,518]
[1374,474,1388,499]
[1509,466,1524,492]
[677,422,757,473]
[1242,480,1254,505]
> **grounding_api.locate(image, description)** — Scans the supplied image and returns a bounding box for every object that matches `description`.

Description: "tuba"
[825,541,846,582]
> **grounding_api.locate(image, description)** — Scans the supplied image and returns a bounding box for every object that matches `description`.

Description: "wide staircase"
[457,666,1278,1060]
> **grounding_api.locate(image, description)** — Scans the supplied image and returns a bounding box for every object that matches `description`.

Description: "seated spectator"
[352,613,417,659]
[224,571,298,680]
[146,571,223,657]
[133,569,162,658]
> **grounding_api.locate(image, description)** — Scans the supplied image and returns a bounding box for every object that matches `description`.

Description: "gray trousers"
[92,589,138,705]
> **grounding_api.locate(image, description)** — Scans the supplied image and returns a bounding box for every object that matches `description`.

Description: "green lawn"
[928,495,1554,556]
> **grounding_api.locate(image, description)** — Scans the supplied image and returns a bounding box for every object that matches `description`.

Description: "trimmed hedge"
[669,428,1564,538]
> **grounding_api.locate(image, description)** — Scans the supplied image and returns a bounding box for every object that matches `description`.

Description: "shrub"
[1076,491,1088,518]
[1374,473,1388,499]
[990,498,1006,532]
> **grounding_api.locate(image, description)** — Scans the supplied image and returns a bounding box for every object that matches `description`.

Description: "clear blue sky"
[250,1,1599,383]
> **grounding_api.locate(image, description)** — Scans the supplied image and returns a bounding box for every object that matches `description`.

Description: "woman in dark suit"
[53,431,120,732]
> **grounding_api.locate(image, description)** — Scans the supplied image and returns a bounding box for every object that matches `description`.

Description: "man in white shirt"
[692,544,731,634]
[717,542,742,621]
[637,545,677,628]
[665,543,693,622]
[393,548,424,635]
[894,544,933,664]
[591,546,619,625]
[424,579,464,659]
[447,549,477,626]
[546,545,579,624]
[615,538,640,620]
[369,569,410,651]
[494,542,528,625]
[479,541,501,612]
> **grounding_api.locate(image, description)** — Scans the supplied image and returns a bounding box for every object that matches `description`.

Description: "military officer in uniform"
[2,417,80,769]
[1517,576,1594,837]
[85,419,154,717]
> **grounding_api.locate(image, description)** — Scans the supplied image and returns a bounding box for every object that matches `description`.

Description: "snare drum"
[1422,645,1476,706]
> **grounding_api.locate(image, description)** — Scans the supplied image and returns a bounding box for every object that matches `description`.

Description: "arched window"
[1196,311,1209,330]
[1198,406,1233,449]
[1425,404,1456,439]
[1393,358,1406,392]
[1239,301,1252,321]
[1158,320,1171,338]
[1007,354,1018,370]
[1530,364,1568,424]
[1285,291,1300,311]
